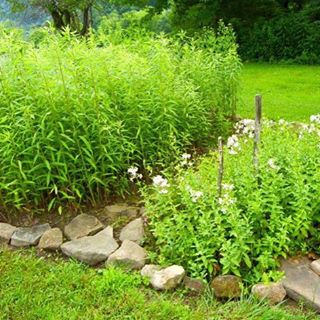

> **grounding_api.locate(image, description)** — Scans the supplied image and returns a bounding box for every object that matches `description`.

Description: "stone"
[104,204,139,220]
[38,228,63,250]
[150,265,185,290]
[64,214,103,240]
[211,275,242,299]
[184,276,207,293]
[61,228,118,265]
[310,259,320,276]
[280,257,320,312]
[106,240,146,270]
[0,223,17,244]
[141,264,161,278]
[11,224,51,247]
[96,226,113,238]
[119,218,144,244]
[251,282,286,305]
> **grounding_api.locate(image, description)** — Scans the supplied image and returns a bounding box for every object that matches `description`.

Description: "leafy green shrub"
[239,10,320,64]
[143,118,320,283]
[0,24,240,211]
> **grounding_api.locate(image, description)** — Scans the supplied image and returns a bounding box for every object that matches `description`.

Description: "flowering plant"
[143,118,320,283]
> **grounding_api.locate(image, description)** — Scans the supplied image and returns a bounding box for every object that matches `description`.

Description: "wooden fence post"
[217,136,224,198]
[253,94,262,175]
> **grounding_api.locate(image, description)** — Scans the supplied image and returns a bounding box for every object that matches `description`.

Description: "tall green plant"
[0,24,240,212]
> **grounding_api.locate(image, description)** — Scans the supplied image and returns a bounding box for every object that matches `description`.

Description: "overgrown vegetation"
[143,119,320,283]
[0,248,317,320]
[0,24,239,211]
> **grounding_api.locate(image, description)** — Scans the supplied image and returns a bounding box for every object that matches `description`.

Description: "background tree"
[7,0,96,34]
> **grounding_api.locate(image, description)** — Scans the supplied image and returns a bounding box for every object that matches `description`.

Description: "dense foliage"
[5,0,320,63]
[238,5,320,63]
[0,25,239,211]
[143,118,320,283]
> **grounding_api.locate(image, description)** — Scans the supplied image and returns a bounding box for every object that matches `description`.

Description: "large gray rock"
[150,265,185,290]
[106,240,146,270]
[141,264,161,278]
[310,259,320,276]
[61,227,118,265]
[0,223,17,244]
[281,257,320,312]
[38,228,63,250]
[64,214,103,240]
[252,282,286,305]
[11,224,51,247]
[211,275,242,299]
[119,218,144,244]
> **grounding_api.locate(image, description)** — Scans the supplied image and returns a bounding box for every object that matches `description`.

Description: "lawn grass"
[239,63,320,121]
[0,248,317,320]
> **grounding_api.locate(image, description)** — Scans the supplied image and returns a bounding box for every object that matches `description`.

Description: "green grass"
[0,248,317,320]
[239,63,320,121]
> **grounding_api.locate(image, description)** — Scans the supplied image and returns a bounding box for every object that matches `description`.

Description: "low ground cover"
[0,248,316,320]
[239,63,320,121]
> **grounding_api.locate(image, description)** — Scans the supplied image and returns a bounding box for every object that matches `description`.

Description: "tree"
[8,0,96,34]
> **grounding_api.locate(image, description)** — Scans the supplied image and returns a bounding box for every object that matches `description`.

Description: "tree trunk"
[80,6,93,36]
[50,9,65,30]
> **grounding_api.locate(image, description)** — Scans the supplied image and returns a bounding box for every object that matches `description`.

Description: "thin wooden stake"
[253,94,262,174]
[217,136,224,198]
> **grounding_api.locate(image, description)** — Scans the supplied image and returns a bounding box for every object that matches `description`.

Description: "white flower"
[222,183,234,191]
[227,135,239,148]
[191,191,203,203]
[186,185,203,202]
[153,175,170,194]
[128,167,138,175]
[227,134,241,155]
[182,153,191,160]
[310,114,320,124]
[267,158,280,171]
[218,193,236,213]
[128,167,142,181]
[152,175,169,188]
[279,119,286,125]
[234,119,255,137]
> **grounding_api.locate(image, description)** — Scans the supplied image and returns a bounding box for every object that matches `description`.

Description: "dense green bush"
[143,118,320,283]
[0,24,240,211]
[238,10,320,64]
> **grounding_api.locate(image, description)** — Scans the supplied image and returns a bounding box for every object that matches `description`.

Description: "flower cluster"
[181,153,192,167]
[127,167,143,181]
[186,186,203,203]
[227,135,241,155]
[298,122,320,139]
[234,119,255,138]
[218,183,236,213]
[153,175,170,194]
[310,114,320,125]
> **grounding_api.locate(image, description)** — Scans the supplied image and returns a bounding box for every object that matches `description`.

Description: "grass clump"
[143,118,320,283]
[0,25,240,211]
[0,248,316,319]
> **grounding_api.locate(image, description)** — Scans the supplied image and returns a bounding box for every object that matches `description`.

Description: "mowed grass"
[239,63,320,121]
[0,249,317,320]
